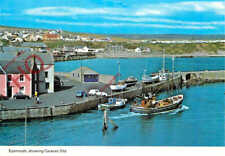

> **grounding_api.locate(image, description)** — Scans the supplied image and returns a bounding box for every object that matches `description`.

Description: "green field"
[43,40,225,54]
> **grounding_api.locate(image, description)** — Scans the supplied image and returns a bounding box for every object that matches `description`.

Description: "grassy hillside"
[44,40,225,54]
[111,34,225,40]
[1,25,224,54]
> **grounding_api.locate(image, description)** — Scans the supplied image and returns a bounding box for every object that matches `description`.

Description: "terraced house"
[0,47,54,98]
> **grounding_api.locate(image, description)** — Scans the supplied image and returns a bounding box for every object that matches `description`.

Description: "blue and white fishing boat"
[98,98,127,111]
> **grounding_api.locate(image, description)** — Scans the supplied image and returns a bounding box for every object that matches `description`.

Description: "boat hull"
[110,84,127,91]
[98,103,126,111]
[142,75,159,84]
[130,95,183,115]
[125,81,137,87]
[98,98,127,111]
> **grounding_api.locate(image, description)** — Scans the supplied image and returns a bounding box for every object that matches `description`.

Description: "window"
[7,75,12,82]
[46,82,49,89]
[45,72,48,78]
[20,75,24,82]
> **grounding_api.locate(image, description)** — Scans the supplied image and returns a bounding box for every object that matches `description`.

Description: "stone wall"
[0,76,185,121]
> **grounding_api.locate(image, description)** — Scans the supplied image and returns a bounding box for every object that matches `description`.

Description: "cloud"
[135,1,225,16]
[24,1,225,17]
[35,19,215,29]
[25,7,125,16]
[104,16,225,25]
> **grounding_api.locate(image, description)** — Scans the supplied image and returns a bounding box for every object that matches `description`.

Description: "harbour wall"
[0,70,224,121]
[0,76,181,121]
[54,55,96,62]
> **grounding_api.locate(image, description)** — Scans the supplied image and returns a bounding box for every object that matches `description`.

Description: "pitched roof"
[0,60,32,74]
[71,66,99,75]
[44,34,60,39]
[1,46,32,53]
[0,51,54,65]
[21,42,47,48]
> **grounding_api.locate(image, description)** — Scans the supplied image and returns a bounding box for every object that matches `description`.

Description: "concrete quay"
[0,76,182,121]
[0,70,224,121]
[54,55,96,62]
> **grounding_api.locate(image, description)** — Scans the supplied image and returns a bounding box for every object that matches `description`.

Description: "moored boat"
[110,60,127,91]
[142,70,159,84]
[98,98,127,111]
[110,81,127,91]
[130,94,183,115]
[125,76,138,87]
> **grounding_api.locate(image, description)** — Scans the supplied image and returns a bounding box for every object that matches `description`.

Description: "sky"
[0,0,224,34]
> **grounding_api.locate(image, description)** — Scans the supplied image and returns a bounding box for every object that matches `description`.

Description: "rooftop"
[71,67,99,75]
[0,50,54,65]
[21,42,47,48]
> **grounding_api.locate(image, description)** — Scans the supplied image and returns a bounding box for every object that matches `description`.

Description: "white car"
[88,89,99,96]
[96,91,108,97]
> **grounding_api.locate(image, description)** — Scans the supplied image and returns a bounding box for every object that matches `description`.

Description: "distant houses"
[21,42,48,53]
[43,33,61,41]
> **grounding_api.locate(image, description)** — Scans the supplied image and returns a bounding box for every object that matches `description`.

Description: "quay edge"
[0,70,224,121]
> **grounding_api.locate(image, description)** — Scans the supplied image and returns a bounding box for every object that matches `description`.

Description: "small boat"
[158,49,170,81]
[142,70,159,84]
[159,70,169,81]
[130,94,183,115]
[98,98,127,111]
[110,60,127,91]
[110,81,127,91]
[125,76,138,87]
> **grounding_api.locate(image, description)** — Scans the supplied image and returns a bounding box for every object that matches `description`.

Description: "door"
[7,86,12,97]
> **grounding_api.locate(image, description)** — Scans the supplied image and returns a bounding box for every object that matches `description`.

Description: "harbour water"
[0,57,224,146]
[0,83,224,146]
[55,57,225,80]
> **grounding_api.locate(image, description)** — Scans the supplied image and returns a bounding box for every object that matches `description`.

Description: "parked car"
[76,90,87,98]
[88,89,100,96]
[96,91,108,97]
[13,93,30,99]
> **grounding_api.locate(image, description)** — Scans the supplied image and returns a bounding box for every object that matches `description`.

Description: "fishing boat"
[131,56,184,115]
[130,94,183,115]
[142,69,159,84]
[110,61,127,91]
[125,76,138,87]
[98,98,127,111]
[159,49,169,81]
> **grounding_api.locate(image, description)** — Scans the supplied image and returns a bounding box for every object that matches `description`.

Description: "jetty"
[54,55,96,62]
[0,70,224,121]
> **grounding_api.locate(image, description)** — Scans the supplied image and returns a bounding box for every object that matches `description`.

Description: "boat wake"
[111,112,147,120]
[169,105,189,115]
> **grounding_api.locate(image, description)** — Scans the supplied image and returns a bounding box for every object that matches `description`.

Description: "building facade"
[0,50,55,98]
[70,67,99,83]
[0,61,32,98]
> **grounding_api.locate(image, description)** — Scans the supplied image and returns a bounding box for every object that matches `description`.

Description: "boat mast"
[117,45,120,82]
[162,49,165,73]
[172,56,175,94]
[118,60,120,81]
[80,59,83,83]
